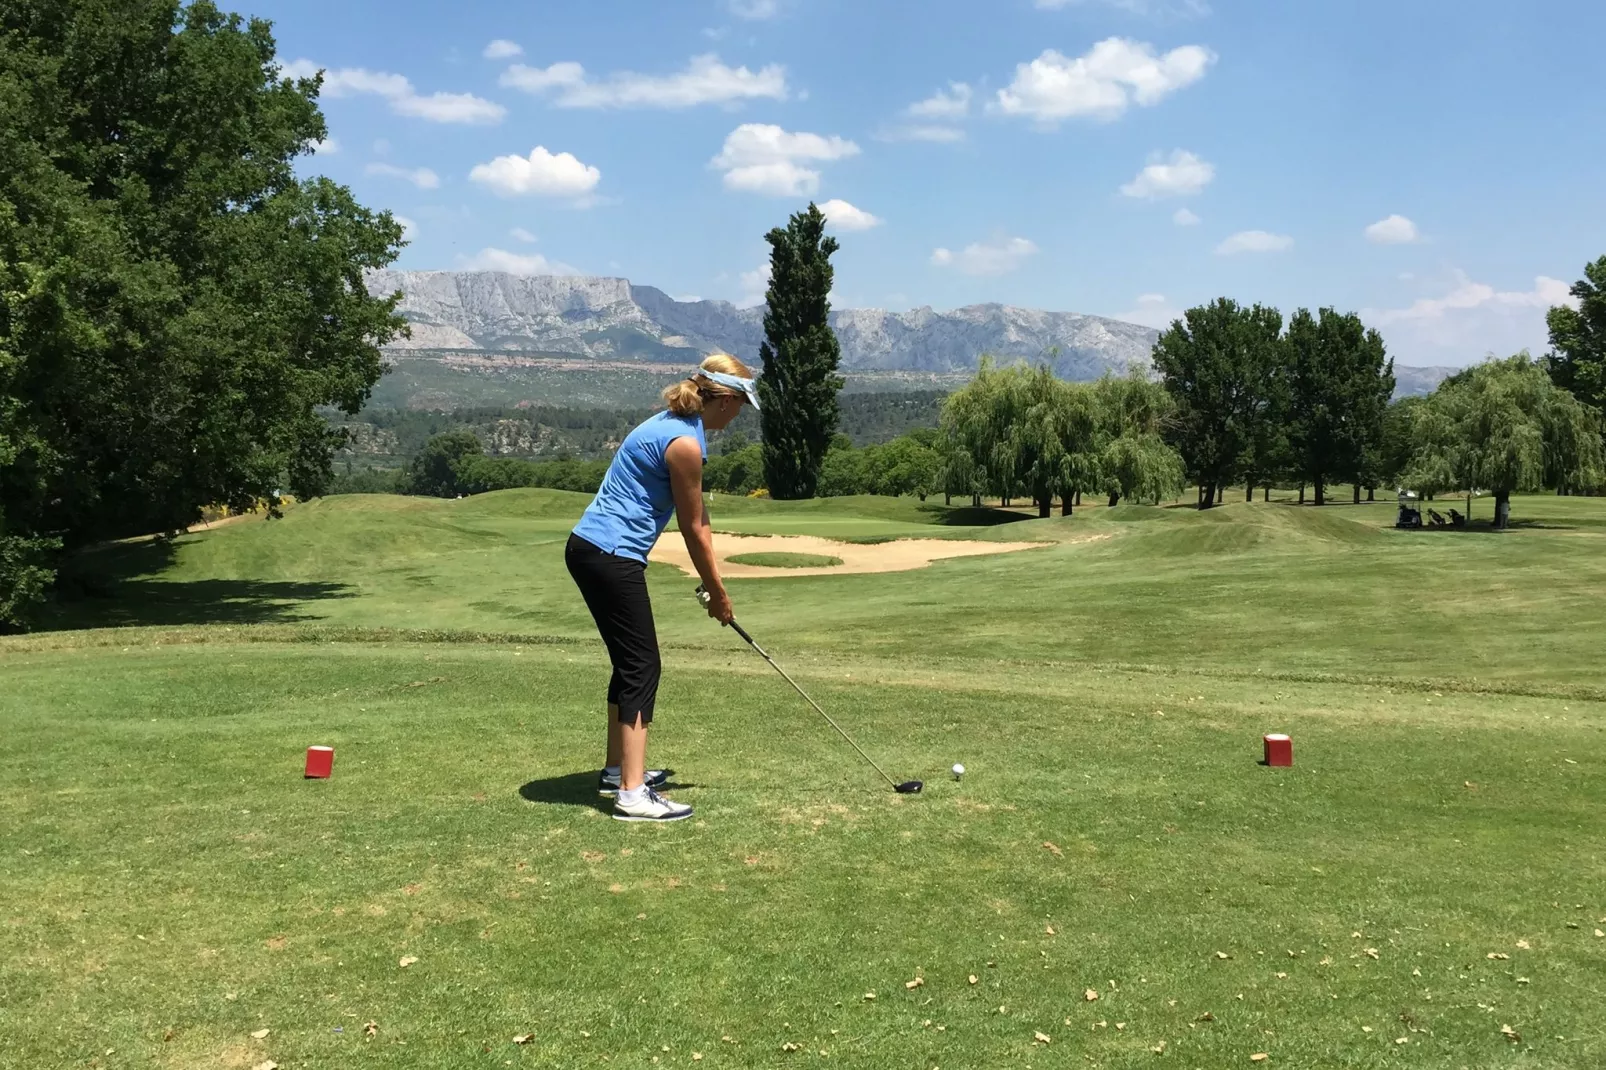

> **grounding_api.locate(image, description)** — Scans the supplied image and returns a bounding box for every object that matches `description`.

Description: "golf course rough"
[3,486,1604,1068]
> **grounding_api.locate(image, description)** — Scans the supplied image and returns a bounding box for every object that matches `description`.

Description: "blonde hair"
[663,353,755,417]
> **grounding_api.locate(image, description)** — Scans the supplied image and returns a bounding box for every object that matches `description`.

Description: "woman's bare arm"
[667,436,732,623]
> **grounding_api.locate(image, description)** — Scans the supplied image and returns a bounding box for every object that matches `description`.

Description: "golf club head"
[895,780,924,794]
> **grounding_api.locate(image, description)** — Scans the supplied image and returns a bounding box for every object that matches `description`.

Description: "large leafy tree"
[1151,299,1284,508]
[1545,255,1606,414]
[758,203,843,499]
[0,0,405,628]
[1405,355,1603,527]
[1284,308,1395,504]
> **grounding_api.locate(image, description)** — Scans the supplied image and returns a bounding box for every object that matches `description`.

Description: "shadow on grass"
[518,771,699,814]
[924,505,1035,527]
[42,535,354,631]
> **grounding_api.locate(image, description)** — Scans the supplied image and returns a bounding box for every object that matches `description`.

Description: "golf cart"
[1395,489,1422,529]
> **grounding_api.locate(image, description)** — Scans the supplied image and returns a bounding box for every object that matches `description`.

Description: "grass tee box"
[2,489,1605,1067]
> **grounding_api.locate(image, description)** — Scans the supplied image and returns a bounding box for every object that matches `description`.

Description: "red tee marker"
[304,745,334,778]
[1263,734,1293,767]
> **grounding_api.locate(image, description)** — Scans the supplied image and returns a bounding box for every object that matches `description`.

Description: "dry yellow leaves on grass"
[363,1021,378,1038]
[1043,841,1063,856]
[1487,952,1509,960]
[1250,1054,1269,1062]
[1501,1024,1521,1042]
[906,977,924,989]
[1215,951,1232,960]
[1046,924,1056,935]
[399,955,418,968]
[1152,1041,1167,1053]
[252,1062,278,1070]
[1084,988,1099,1002]
[249,1029,270,1040]
[862,992,876,1001]
[1033,1031,1052,1044]
[1195,1012,1215,1022]
[512,1034,533,1045]
[969,974,979,985]
[693,1055,703,1062]
[781,1041,801,1052]
[1595,929,1604,938]
[1364,948,1379,960]
[1516,939,1531,949]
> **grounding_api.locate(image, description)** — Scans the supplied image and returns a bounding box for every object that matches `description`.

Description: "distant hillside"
[360,270,1453,409]
[1392,364,1455,397]
[364,270,1160,380]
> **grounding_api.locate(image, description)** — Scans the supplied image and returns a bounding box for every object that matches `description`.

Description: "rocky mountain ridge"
[364,270,1161,381]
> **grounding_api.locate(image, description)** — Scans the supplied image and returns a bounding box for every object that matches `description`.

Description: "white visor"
[700,369,761,410]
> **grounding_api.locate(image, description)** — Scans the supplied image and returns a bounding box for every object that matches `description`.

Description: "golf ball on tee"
[952,763,965,777]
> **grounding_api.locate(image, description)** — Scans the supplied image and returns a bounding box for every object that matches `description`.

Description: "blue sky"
[260,0,1606,367]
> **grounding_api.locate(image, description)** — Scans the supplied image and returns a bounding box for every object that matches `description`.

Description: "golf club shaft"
[726,618,901,791]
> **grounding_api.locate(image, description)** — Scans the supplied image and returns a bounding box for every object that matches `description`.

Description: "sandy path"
[649,532,1052,577]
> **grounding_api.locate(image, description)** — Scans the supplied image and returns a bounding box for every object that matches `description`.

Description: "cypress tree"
[758,203,843,500]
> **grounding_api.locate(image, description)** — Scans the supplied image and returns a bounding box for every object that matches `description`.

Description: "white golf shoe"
[612,787,693,822]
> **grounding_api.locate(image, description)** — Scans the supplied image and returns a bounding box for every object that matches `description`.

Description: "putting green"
[725,550,844,568]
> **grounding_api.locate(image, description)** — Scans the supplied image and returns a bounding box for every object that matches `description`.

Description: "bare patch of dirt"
[650,533,1058,578]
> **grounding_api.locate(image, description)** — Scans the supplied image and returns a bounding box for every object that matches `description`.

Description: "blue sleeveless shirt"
[572,411,706,563]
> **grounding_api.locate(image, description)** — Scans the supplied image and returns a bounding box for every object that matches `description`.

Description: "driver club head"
[894,780,924,794]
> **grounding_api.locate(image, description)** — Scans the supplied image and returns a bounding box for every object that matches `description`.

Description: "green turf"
[3,490,1604,1068]
[725,552,844,568]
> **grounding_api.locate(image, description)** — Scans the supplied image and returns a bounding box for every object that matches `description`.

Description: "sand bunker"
[650,532,1050,577]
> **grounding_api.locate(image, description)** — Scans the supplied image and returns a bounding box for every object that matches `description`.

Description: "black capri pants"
[565,533,662,725]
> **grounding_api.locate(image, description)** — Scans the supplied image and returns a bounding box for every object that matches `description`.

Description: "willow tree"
[1089,372,1185,507]
[941,359,1022,506]
[1405,355,1603,527]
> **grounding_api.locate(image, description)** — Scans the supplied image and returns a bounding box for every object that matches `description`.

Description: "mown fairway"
[3,491,1603,1069]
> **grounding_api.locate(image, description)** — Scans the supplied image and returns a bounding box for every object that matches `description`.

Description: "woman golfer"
[566,354,759,821]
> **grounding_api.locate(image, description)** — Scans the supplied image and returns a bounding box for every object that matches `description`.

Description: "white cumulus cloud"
[309,137,339,155]
[1365,271,1577,364]
[991,38,1215,124]
[483,39,523,60]
[819,199,883,231]
[280,58,505,125]
[908,82,972,120]
[1173,207,1201,226]
[1114,292,1183,328]
[931,236,1039,276]
[711,124,859,196]
[729,0,780,17]
[469,146,601,199]
[509,227,538,243]
[1365,214,1420,244]
[498,61,587,93]
[879,124,967,143]
[463,248,580,275]
[1216,230,1293,255]
[365,162,440,189]
[501,54,786,109]
[738,262,772,307]
[394,215,417,241]
[1120,149,1214,198]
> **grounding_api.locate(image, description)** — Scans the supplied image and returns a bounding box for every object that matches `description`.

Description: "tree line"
[1,2,403,630]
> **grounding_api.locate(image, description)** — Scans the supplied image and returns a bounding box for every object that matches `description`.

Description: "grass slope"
[3,491,1604,1068]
